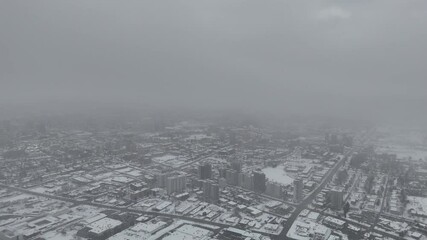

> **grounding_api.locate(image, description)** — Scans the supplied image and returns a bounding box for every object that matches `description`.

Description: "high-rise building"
[199,163,212,180]
[210,183,219,204]
[156,172,173,188]
[238,172,254,190]
[266,181,282,198]
[329,189,344,210]
[166,175,186,195]
[202,180,211,201]
[225,169,238,186]
[293,178,303,203]
[202,180,219,204]
[253,171,266,193]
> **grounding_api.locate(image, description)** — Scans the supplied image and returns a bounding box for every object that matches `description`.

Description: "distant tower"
[293,178,303,203]
[266,181,282,198]
[253,171,266,193]
[238,172,254,190]
[156,172,172,188]
[165,175,186,195]
[225,170,238,186]
[329,188,344,210]
[202,180,219,204]
[199,163,212,180]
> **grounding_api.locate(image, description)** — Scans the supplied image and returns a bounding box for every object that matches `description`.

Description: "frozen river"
[262,166,294,186]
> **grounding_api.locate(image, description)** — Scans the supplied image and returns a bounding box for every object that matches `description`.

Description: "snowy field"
[262,166,294,186]
[406,196,427,224]
[376,127,427,161]
[377,145,427,161]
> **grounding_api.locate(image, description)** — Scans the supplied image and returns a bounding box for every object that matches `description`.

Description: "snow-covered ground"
[406,196,427,224]
[377,145,427,161]
[152,154,178,163]
[30,186,62,194]
[376,127,427,161]
[162,224,213,240]
[152,154,188,167]
[0,193,34,202]
[262,166,294,186]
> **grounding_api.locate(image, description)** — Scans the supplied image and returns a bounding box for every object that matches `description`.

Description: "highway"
[277,130,404,240]
[277,149,350,240]
[369,171,391,232]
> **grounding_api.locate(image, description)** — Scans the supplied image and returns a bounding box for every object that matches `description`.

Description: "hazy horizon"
[1,0,427,124]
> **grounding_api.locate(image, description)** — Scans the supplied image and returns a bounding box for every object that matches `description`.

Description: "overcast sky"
[1,0,426,121]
